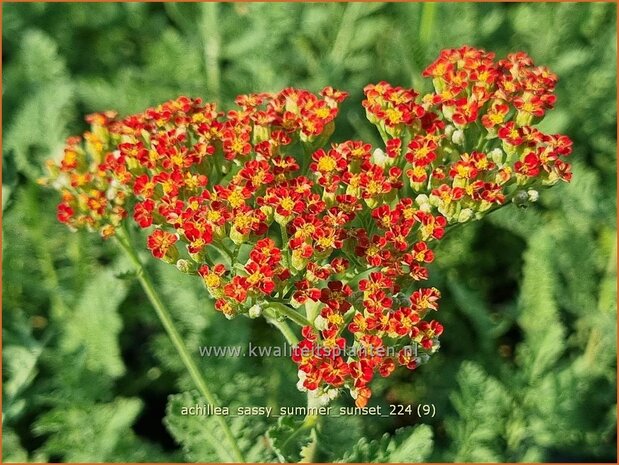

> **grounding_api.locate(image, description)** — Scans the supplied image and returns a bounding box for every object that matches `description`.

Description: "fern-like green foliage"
[4,30,75,181]
[165,389,276,462]
[340,425,434,463]
[60,270,128,378]
[267,416,313,463]
[443,222,617,462]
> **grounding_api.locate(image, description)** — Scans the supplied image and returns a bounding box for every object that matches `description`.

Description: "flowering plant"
[44,46,572,416]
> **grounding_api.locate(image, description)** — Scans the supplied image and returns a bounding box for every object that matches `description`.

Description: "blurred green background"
[2,2,617,463]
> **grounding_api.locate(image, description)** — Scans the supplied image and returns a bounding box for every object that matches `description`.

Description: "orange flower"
[147,229,178,260]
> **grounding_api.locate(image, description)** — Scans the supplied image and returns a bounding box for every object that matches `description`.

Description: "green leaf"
[5,82,75,180]
[2,151,17,211]
[3,428,29,463]
[316,413,364,460]
[516,227,566,380]
[114,269,140,281]
[19,29,69,84]
[2,308,50,423]
[267,415,313,463]
[339,425,434,463]
[3,345,41,418]
[61,270,128,378]
[388,424,434,462]
[446,275,498,351]
[165,390,274,463]
[33,398,143,462]
[4,29,75,180]
[338,432,392,462]
[447,362,511,462]
[164,391,233,462]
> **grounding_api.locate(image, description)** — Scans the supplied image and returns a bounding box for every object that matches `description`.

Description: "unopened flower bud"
[457,208,474,223]
[176,259,193,274]
[516,110,534,127]
[451,129,465,146]
[248,304,262,319]
[489,148,504,165]
[252,125,270,144]
[371,148,389,168]
[527,189,539,203]
[512,190,529,208]
[291,251,309,272]
[314,315,328,331]
[297,370,308,392]
[392,293,410,308]
[415,194,432,212]
[222,308,236,320]
[312,388,339,406]
[416,353,431,364]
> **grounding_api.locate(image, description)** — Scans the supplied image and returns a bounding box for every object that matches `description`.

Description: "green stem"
[268,301,312,328]
[280,223,289,249]
[300,142,314,176]
[115,227,245,463]
[263,308,299,345]
[299,392,322,462]
[211,240,234,265]
[419,2,437,46]
[200,3,221,101]
[330,3,363,63]
[336,308,357,338]
[346,266,380,288]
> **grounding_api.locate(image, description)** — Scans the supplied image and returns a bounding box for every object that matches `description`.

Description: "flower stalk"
[299,392,323,463]
[263,307,300,345]
[115,226,245,463]
[267,301,312,328]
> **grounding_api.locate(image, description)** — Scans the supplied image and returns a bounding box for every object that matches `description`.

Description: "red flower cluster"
[45,46,572,408]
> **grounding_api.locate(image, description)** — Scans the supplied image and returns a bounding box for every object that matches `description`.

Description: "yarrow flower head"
[43,46,572,407]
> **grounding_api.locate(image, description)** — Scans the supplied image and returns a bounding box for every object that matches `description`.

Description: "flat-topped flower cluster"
[45,46,572,407]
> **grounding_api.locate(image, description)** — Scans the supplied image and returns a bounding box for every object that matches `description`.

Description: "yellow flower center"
[192,238,205,248]
[247,272,261,285]
[234,214,253,230]
[412,165,426,178]
[297,224,315,238]
[163,180,175,194]
[251,172,265,186]
[315,107,331,119]
[171,152,184,167]
[385,108,403,124]
[367,180,382,194]
[281,197,295,212]
[317,236,334,248]
[490,113,504,124]
[317,155,337,172]
[231,139,245,153]
[416,146,430,158]
[456,165,470,178]
[228,191,245,208]
[207,210,221,222]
